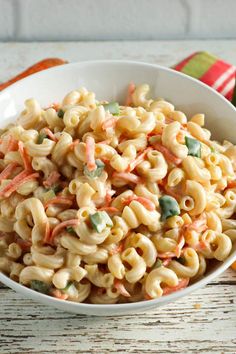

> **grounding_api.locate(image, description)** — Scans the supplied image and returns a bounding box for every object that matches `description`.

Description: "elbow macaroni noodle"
[0,83,235,303]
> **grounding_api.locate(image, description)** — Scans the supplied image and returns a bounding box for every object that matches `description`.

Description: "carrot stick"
[126,147,153,172]
[50,219,79,243]
[50,289,69,300]
[125,82,135,106]
[85,136,96,171]
[112,172,141,184]
[43,171,61,188]
[6,136,19,152]
[97,206,119,213]
[0,58,67,91]
[122,195,155,211]
[0,162,19,183]
[44,197,74,209]
[0,171,39,198]
[163,278,189,296]
[102,117,118,130]
[43,128,58,142]
[114,279,131,297]
[153,143,182,165]
[15,238,32,251]
[18,141,32,171]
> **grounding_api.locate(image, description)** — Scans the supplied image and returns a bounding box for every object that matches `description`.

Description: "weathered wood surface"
[0,40,236,354]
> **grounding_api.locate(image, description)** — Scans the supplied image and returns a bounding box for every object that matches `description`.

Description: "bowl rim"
[0,59,236,312]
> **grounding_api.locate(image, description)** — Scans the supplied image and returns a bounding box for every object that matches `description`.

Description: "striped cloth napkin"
[173,51,236,103]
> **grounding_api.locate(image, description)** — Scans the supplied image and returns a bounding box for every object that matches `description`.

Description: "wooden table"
[0,40,236,354]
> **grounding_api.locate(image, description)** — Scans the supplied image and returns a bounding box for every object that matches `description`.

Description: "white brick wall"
[1,0,236,41]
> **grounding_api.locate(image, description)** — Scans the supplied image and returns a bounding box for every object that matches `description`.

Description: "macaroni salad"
[0,83,235,303]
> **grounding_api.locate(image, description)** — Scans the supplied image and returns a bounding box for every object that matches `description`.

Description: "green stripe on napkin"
[181,52,217,79]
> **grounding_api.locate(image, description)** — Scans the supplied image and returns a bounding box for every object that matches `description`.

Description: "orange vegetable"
[112,172,142,184]
[43,171,61,188]
[43,127,58,142]
[50,219,79,243]
[18,141,32,171]
[102,116,118,130]
[0,162,19,183]
[51,289,69,300]
[44,196,74,209]
[153,143,182,165]
[0,58,67,92]
[163,278,189,296]
[122,195,155,211]
[6,136,19,152]
[125,82,135,106]
[85,136,96,171]
[97,206,119,213]
[114,279,131,297]
[126,147,153,172]
[0,171,39,198]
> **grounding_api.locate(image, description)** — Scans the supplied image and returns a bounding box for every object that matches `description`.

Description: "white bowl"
[0,60,236,316]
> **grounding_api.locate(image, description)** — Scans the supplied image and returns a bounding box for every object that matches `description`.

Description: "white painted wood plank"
[0,40,236,354]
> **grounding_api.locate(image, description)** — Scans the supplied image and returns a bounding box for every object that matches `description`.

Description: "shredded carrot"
[157,251,176,259]
[122,195,155,211]
[231,261,236,271]
[69,139,80,151]
[144,293,153,300]
[125,82,135,106]
[50,219,79,243]
[43,128,58,142]
[44,196,74,209]
[43,171,61,188]
[103,189,116,207]
[126,147,153,172]
[97,206,119,213]
[6,136,19,152]
[185,214,207,233]
[15,238,32,251]
[176,131,186,144]
[112,172,141,184]
[153,143,182,165]
[163,278,189,296]
[102,116,118,130]
[43,221,51,244]
[227,180,236,189]
[109,242,124,255]
[162,258,172,267]
[0,171,39,198]
[18,141,32,171]
[0,162,19,183]
[50,102,60,111]
[85,136,96,171]
[51,289,69,300]
[114,279,131,297]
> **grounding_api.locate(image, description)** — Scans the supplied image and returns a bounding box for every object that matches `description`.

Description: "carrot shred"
[0,171,39,198]
[43,128,58,142]
[122,195,155,211]
[231,261,236,271]
[44,197,74,209]
[162,258,172,267]
[125,82,135,106]
[43,221,51,244]
[175,233,185,258]
[109,242,124,255]
[163,278,189,296]
[102,116,118,130]
[43,171,61,188]
[185,214,207,233]
[153,143,182,165]
[112,172,142,184]
[85,136,96,171]
[69,139,80,151]
[18,141,32,171]
[144,293,153,300]
[6,136,19,152]
[0,162,19,183]
[114,279,131,297]
[15,238,32,251]
[126,147,153,172]
[227,180,236,189]
[50,219,79,243]
[51,289,69,300]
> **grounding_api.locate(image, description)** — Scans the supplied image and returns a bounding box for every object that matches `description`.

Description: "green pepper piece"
[30,280,50,294]
[66,226,76,235]
[185,136,201,157]
[37,133,48,144]
[103,102,120,115]
[84,159,105,178]
[153,259,163,269]
[90,212,106,233]
[159,195,180,221]
[60,281,73,291]
[57,109,64,118]
[51,184,62,194]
